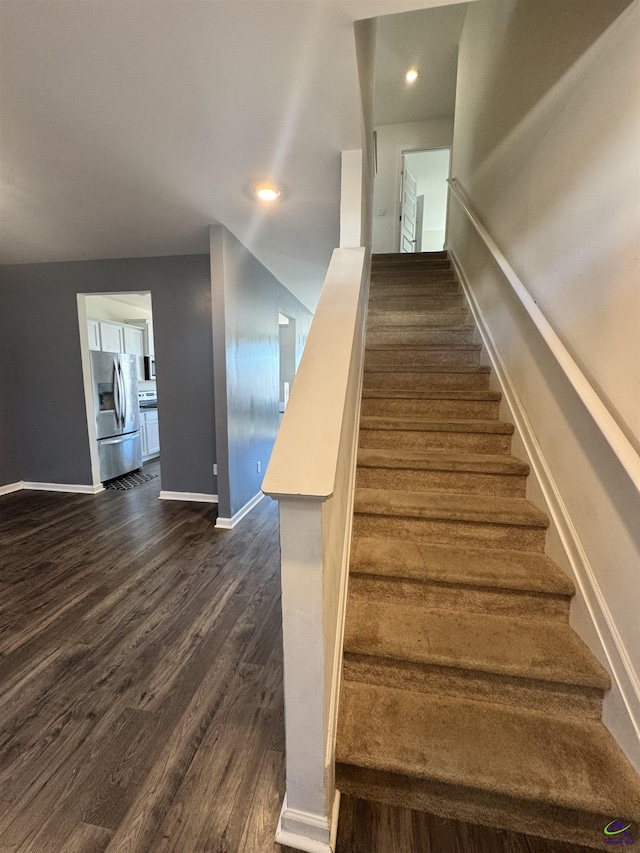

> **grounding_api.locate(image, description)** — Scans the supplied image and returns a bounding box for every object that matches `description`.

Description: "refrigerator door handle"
[112,357,121,427]
[100,432,141,446]
[118,359,126,428]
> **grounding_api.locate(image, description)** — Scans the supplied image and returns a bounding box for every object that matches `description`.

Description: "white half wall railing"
[262,246,370,853]
[447,178,640,494]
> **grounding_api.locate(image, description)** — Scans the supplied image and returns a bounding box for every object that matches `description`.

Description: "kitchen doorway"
[78,291,160,491]
[278,312,296,423]
[400,147,451,252]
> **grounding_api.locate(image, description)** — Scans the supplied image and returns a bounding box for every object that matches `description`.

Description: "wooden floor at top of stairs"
[0,461,602,852]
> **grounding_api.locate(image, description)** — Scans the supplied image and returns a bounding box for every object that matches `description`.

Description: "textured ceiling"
[0,0,470,309]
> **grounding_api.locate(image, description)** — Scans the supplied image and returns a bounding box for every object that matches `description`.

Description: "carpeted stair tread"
[357,447,528,475]
[344,593,609,689]
[369,284,461,295]
[350,538,575,595]
[368,306,468,315]
[336,681,640,818]
[366,343,481,352]
[373,252,449,262]
[364,363,490,374]
[369,290,466,304]
[361,388,502,401]
[355,488,549,529]
[338,250,640,843]
[360,416,513,435]
[367,322,474,330]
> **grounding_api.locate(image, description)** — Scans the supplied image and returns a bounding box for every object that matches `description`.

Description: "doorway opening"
[400,147,451,253]
[77,291,160,491]
[278,312,296,422]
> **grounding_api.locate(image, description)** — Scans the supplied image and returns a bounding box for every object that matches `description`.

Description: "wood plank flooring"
[0,462,596,852]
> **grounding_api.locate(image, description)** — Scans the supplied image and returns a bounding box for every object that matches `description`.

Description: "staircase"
[335,252,640,848]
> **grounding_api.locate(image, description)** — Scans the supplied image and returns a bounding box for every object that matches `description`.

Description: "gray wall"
[0,254,215,494]
[211,226,313,520]
[0,299,21,486]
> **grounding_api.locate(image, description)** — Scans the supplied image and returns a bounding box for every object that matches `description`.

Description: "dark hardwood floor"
[0,462,596,852]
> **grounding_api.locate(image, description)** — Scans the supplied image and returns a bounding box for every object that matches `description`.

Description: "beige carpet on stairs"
[335,251,640,850]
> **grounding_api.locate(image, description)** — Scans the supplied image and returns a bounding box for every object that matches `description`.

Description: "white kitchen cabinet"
[123,325,144,357]
[122,325,145,380]
[140,409,160,459]
[145,411,160,456]
[126,319,155,357]
[99,321,124,353]
[140,421,148,457]
[87,319,101,351]
[89,320,145,380]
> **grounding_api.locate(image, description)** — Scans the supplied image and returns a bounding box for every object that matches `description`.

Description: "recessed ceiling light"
[255,185,281,201]
[405,68,419,84]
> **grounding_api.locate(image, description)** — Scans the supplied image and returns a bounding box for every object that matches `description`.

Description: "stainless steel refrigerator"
[90,351,142,482]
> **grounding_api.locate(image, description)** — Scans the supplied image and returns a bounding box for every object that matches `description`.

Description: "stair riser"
[365,350,481,368]
[369,274,463,288]
[366,328,474,346]
[359,429,511,455]
[353,514,547,551]
[367,311,470,326]
[360,398,500,419]
[363,372,490,391]
[373,260,452,269]
[348,575,568,620]
[371,269,455,280]
[334,764,615,850]
[368,301,467,314]
[356,466,526,497]
[374,253,449,262]
[369,281,463,299]
[369,292,464,305]
[374,258,452,267]
[343,657,602,719]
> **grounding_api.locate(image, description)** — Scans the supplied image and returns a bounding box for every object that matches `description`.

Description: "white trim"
[451,249,640,760]
[275,791,340,853]
[325,256,369,776]
[448,178,640,492]
[76,294,103,490]
[159,490,218,503]
[214,490,263,528]
[22,481,104,494]
[0,481,23,496]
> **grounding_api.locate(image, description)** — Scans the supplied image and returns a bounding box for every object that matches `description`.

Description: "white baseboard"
[0,480,23,496]
[215,491,264,529]
[22,481,104,495]
[451,249,640,766]
[275,791,340,853]
[159,490,218,503]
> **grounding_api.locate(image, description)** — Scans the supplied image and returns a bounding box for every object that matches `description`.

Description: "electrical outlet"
[213,463,217,475]
[377,207,387,216]
[256,461,261,473]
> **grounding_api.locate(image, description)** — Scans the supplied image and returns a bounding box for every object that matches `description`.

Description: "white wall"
[340,149,364,248]
[372,119,454,252]
[85,294,152,323]
[448,0,640,768]
[355,17,377,250]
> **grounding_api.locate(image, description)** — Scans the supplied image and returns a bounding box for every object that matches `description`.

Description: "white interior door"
[400,160,418,253]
